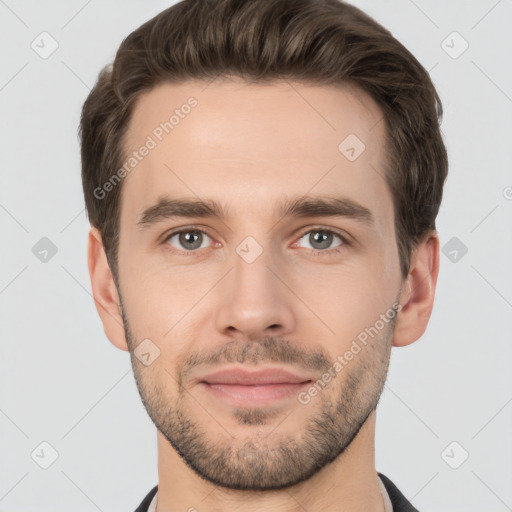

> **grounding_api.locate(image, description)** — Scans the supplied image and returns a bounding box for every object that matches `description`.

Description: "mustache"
[179,335,332,379]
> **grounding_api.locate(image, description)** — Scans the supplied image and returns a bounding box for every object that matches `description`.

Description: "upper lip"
[199,367,314,385]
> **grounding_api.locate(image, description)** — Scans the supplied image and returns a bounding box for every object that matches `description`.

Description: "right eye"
[164,228,214,253]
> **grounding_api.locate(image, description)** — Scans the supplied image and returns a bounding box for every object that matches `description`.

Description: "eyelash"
[161,226,350,257]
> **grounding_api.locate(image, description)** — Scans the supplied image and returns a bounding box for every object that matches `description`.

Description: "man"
[81,0,448,510]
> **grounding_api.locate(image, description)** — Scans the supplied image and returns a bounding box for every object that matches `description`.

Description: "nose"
[213,242,296,341]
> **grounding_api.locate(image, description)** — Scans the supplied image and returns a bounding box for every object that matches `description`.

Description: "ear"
[392,231,440,347]
[87,227,129,352]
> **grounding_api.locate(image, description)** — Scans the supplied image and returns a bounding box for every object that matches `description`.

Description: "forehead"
[120,78,391,226]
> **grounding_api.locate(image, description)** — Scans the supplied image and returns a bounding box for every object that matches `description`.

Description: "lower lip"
[201,382,311,406]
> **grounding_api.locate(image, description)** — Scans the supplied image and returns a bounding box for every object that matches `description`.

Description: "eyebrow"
[137,195,374,228]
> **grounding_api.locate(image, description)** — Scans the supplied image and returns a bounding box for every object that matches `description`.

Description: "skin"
[88,78,439,512]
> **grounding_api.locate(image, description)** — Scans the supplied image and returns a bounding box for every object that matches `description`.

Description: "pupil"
[311,231,331,249]
[181,231,201,250]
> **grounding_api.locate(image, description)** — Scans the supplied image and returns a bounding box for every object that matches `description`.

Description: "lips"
[195,367,314,407]
[197,367,314,405]
[199,367,313,386]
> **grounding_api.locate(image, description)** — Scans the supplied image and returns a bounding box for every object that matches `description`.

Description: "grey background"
[1,0,511,510]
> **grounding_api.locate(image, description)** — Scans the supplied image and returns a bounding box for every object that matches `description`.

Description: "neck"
[155,411,384,512]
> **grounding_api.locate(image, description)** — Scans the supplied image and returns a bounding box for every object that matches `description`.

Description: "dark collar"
[378,472,419,512]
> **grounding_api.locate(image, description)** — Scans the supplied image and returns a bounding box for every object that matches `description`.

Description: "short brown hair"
[80,0,448,283]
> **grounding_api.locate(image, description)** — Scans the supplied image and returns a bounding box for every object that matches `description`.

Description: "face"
[116,78,403,490]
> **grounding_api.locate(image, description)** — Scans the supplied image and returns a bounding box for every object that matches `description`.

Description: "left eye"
[296,229,345,251]
[165,230,212,251]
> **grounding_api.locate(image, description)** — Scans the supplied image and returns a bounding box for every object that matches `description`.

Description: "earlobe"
[87,227,129,352]
[392,231,440,347]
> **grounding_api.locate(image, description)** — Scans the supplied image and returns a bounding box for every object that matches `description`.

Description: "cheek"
[288,257,399,348]
[120,258,214,345]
